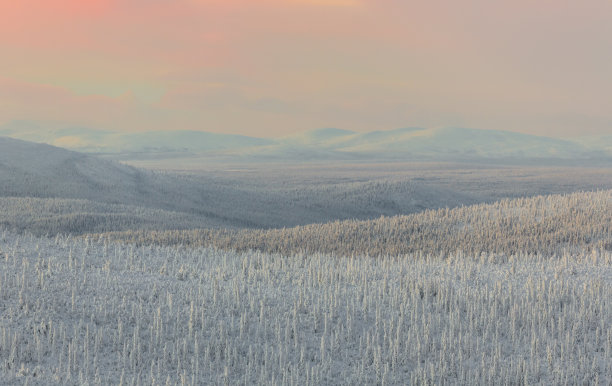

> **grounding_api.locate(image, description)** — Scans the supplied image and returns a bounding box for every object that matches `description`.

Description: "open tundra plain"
[0,137,610,384]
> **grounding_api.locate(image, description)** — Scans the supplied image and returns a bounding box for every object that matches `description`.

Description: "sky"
[1,0,611,138]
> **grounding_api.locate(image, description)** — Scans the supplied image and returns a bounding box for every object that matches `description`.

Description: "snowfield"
[0,230,610,385]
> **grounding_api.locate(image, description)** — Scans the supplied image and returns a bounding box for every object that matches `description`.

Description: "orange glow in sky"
[1,0,611,137]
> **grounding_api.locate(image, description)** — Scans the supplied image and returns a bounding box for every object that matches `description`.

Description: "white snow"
[0,230,609,384]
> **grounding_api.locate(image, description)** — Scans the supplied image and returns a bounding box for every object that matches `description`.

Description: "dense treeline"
[102,190,612,257]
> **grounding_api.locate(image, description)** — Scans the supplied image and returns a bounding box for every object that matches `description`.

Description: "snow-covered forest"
[104,189,612,258]
[0,230,610,385]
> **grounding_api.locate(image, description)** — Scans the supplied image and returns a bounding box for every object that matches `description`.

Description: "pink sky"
[1,0,611,137]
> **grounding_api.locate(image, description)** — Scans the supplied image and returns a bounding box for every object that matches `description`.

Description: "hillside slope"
[0,136,141,201]
[0,137,271,229]
[103,189,612,257]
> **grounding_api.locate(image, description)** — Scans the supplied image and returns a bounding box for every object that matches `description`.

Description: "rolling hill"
[2,122,610,163]
[0,136,499,233]
[274,127,600,161]
[0,122,272,154]
[102,189,612,257]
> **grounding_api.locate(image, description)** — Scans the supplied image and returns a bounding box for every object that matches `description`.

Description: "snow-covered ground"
[0,230,609,385]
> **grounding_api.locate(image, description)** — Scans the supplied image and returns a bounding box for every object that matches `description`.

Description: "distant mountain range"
[0,121,272,153]
[1,121,611,162]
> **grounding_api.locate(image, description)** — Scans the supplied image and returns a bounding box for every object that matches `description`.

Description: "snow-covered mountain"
[212,127,608,163]
[277,127,357,147]
[275,127,601,161]
[574,135,612,154]
[1,121,610,162]
[0,121,271,153]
